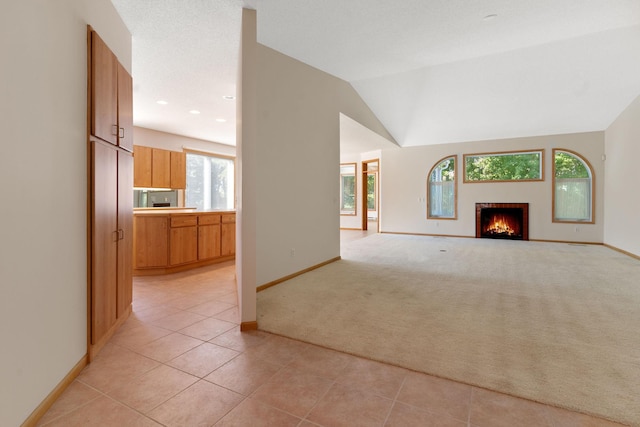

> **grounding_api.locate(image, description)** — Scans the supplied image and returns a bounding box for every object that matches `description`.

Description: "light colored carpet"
[257,233,640,426]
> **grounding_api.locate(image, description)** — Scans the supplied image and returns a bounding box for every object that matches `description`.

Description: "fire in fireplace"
[476,203,529,240]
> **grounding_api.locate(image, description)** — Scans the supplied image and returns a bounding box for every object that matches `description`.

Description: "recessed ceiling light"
[215,118,227,123]
[156,100,168,105]
[222,95,236,100]
[483,14,498,21]
[189,110,201,115]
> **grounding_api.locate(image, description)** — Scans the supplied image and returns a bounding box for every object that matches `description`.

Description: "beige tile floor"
[38,257,627,426]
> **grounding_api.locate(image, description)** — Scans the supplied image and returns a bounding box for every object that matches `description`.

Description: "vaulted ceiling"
[111,0,640,150]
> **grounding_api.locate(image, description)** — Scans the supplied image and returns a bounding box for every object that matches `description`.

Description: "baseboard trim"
[381,231,473,239]
[21,354,88,427]
[88,304,131,361]
[382,231,607,246]
[133,256,235,276]
[604,244,640,261]
[339,227,362,230]
[256,256,341,292]
[240,321,258,331]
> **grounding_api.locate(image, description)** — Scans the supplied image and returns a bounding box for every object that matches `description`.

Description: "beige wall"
[381,132,605,243]
[604,95,640,257]
[133,127,236,156]
[0,1,130,425]
[238,8,393,305]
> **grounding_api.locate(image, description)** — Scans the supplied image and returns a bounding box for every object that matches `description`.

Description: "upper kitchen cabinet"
[170,151,186,189]
[90,30,133,152]
[133,145,152,188]
[133,145,186,189]
[151,148,171,188]
[117,64,133,152]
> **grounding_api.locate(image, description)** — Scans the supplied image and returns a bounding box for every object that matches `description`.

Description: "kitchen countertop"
[133,208,235,215]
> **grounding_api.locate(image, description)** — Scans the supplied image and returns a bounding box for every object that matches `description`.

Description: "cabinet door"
[170,226,198,265]
[91,141,118,344]
[221,215,236,256]
[170,151,186,189]
[199,224,221,260]
[117,151,133,318]
[117,64,133,152]
[133,216,168,268]
[133,145,152,187]
[152,148,171,188]
[91,31,118,145]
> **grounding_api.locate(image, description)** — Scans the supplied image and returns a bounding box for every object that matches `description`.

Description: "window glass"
[464,150,543,182]
[428,156,456,219]
[553,150,592,222]
[186,152,235,210]
[340,163,356,215]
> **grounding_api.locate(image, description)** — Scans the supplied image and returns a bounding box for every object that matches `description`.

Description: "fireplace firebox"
[476,203,529,240]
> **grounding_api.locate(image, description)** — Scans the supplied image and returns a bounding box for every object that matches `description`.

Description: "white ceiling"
[110,0,640,150]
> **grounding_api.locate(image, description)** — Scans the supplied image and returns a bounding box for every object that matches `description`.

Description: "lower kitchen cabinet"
[133,215,168,267]
[170,216,198,265]
[198,214,221,260]
[134,211,234,274]
[221,214,236,256]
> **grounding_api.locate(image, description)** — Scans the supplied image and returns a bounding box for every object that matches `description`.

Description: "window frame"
[463,149,545,183]
[552,148,594,224]
[427,155,457,220]
[340,163,357,216]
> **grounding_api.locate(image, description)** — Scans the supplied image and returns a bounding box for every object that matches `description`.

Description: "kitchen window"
[185,151,235,210]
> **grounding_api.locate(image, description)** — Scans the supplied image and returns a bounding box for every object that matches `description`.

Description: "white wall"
[0,1,130,425]
[381,132,605,243]
[133,126,236,156]
[604,95,640,257]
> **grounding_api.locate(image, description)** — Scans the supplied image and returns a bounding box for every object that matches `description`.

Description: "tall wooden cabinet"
[88,27,133,359]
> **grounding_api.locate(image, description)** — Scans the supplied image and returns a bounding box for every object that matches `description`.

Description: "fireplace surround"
[476,203,529,240]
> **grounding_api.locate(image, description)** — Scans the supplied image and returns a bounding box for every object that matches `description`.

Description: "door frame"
[361,158,379,232]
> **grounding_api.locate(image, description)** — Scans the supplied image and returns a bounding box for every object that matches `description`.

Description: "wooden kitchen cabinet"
[91,31,118,146]
[117,151,133,317]
[117,63,134,152]
[133,215,168,268]
[133,145,152,187]
[134,211,235,275]
[169,216,198,265]
[90,141,133,349]
[90,30,133,152]
[152,148,171,188]
[198,214,221,260]
[221,214,236,256]
[88,27,134,360]
[91,141,118,344]
[132,145,185,189]
[170,151,186,189]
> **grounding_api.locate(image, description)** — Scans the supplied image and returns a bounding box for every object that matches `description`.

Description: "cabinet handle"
[119,127,125,138]
[118,229,124,240]
[111,124,118,136]
[113,230,120,242]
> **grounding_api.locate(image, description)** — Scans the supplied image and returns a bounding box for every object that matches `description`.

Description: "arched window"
[427,155,456,219]
[553,149,594,223]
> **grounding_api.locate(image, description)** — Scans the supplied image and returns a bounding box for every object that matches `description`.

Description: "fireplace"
[476,203,529,240]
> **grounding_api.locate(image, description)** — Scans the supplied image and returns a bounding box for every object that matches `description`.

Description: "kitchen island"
[133,209,235,275]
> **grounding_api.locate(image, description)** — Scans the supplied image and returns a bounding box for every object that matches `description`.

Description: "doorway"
[362,159,379,232]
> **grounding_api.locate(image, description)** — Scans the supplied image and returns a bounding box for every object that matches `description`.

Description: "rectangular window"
[185,152,235,210]
[340,163,356,215]
[555,178,591,221]
[464,150,544,182]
